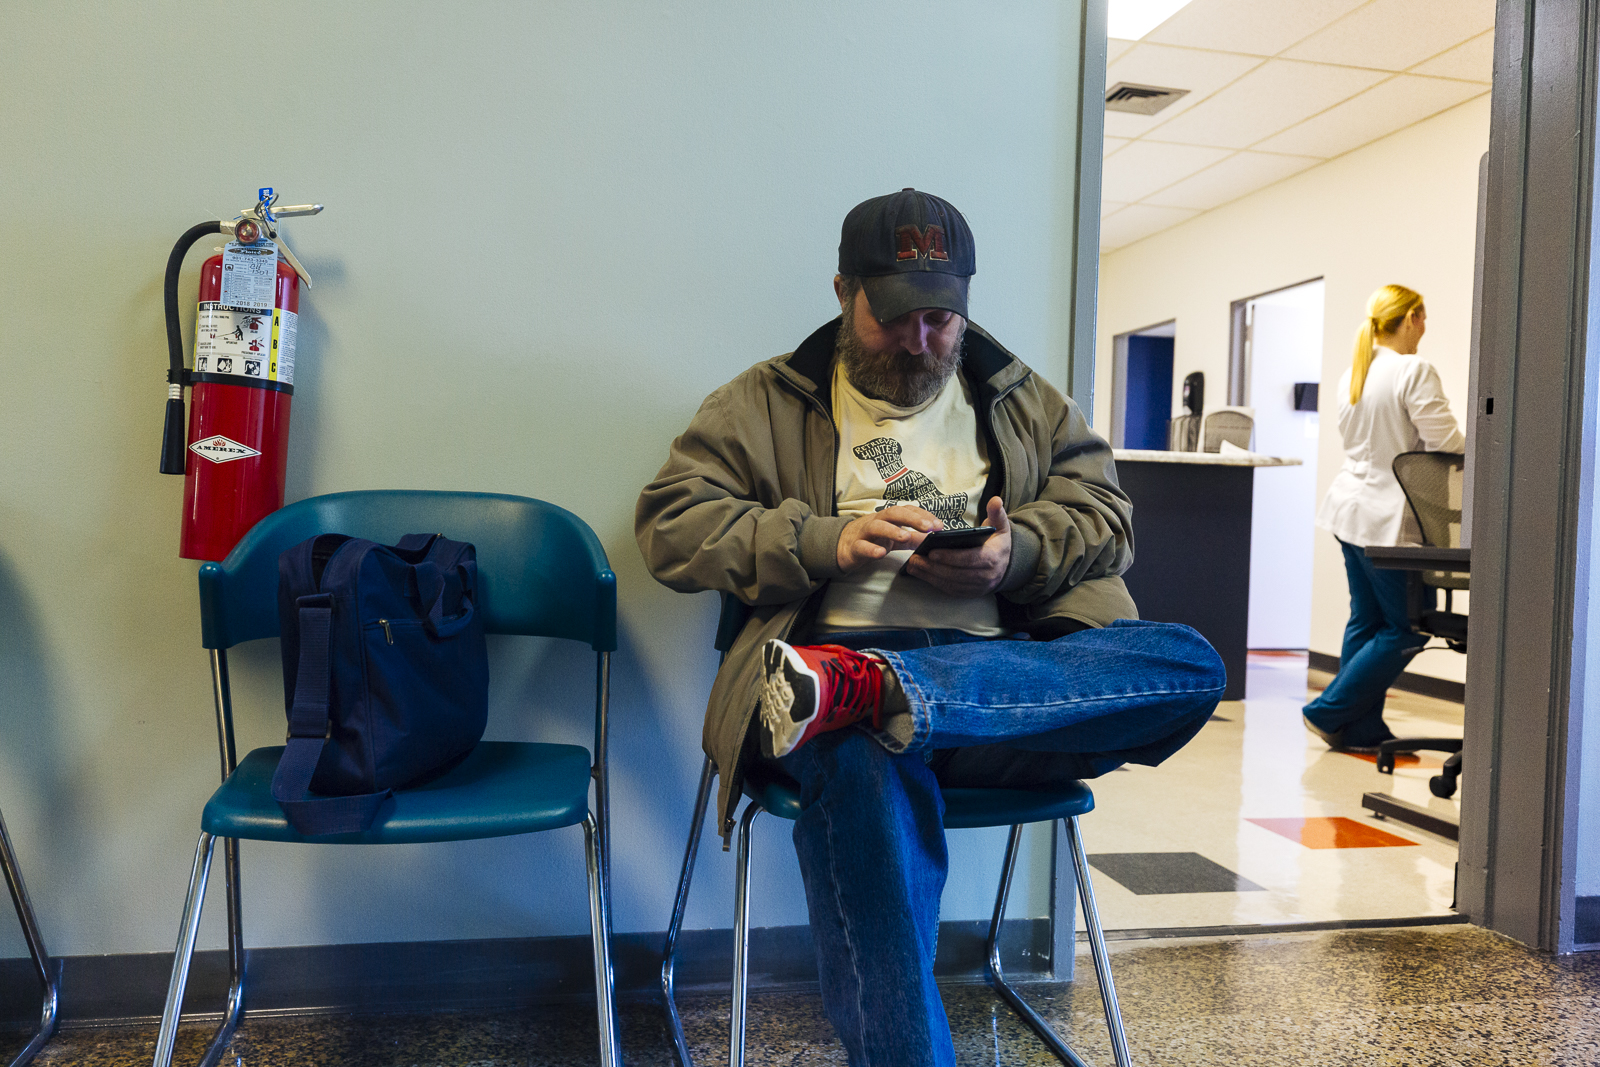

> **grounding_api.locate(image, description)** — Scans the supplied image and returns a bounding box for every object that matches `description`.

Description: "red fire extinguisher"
[159,189,322,560]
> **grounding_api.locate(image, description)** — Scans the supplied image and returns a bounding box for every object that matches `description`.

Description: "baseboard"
[1307,651,1465,705]
[0,918,1048,1028]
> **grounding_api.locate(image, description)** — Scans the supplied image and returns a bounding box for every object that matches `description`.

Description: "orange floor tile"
[1246,816,1418,849]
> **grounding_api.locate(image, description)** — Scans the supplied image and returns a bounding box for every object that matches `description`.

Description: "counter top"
[1112,449,1304,467]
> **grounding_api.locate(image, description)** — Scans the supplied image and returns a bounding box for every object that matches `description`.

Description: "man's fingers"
[861,518,921,546]
[877,505,944,531]
[984,497,1010,532]
[848,540,888,562]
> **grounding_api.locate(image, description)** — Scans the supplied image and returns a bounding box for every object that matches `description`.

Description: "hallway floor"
[10,924,1596,1066]
[1082,651,1462,931]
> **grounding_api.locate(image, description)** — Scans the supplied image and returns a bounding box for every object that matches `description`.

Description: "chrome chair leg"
[1,807,58,1067]
[986,824,1093,1067]
[152,833,218,1067]
[661,756,715,1067]
[583,814,622,1067]
[192,837,245,1067]
[729,801,761,1067]
[1065,816,1131,1067]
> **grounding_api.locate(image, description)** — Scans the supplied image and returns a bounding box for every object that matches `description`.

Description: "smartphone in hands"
[898,526,997,576]
[909,526,997,557]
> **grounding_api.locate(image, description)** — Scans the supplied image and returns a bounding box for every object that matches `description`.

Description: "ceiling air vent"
[1105,82,1189,116]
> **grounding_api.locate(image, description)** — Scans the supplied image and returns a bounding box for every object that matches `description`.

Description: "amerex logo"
[189,435,262,464]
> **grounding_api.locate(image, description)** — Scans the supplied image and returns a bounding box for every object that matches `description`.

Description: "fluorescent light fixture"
[1108,0,1196,40]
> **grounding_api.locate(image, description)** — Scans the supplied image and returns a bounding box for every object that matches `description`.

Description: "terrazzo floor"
[7,924,1598,1066]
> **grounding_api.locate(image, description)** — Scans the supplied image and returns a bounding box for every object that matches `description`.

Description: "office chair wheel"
[1429,774,1457,799]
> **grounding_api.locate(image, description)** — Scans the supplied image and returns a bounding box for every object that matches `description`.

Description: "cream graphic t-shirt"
[814,365,1005,636]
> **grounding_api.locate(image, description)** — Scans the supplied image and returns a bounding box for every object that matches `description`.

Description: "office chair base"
[1430,752,1462,798]
[1376,738,1462,775]
[1362,792,1459,841]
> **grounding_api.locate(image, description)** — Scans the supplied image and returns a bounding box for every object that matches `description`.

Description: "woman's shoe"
[1303,715,1390,755]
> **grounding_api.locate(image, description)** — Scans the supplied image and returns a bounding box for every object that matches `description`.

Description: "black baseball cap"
[838,188,976,323]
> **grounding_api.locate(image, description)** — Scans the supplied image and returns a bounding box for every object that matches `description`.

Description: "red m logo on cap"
[895,224,949,262]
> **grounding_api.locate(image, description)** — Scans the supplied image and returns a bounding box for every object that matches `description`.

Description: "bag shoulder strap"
[271,547,393,836]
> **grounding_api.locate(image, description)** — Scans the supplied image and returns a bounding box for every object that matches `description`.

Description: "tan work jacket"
[636,318,1136,842]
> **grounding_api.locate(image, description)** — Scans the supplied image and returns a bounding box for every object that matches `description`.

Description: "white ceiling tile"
[1105,42,1263,91]
[1105,109,1163,139]
[1410,29,1494,82]
[1100,140,1235,203]
[1103,43,1264,135]
[1104,136,1133,157]
[1143,0,1369,57]
[1148,59,1387,149]
[1254,74,1488,159]
[1107,37,1137,65]
[1142,150,1322,210]
[1101,200,1131,218]
[1284,0,1497,71]
[1100,204,1202,251]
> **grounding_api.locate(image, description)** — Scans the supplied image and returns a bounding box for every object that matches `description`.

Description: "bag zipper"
[378,619,394,645]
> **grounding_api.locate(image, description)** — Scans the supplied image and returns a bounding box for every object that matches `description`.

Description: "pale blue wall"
[0,1,1085,958]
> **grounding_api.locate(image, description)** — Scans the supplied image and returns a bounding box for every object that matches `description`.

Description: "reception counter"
[1111,449,1303,701]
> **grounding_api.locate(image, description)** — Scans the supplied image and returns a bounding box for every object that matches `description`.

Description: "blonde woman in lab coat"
[1303,284,1464,753]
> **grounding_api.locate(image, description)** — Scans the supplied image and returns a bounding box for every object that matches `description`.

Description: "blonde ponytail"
[1350,284,1424,403]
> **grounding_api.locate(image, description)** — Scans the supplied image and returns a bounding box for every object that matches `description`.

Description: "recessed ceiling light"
[1108,0,1195,40]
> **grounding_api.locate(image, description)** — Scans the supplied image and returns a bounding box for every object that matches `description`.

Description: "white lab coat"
[1315,347,1465,547]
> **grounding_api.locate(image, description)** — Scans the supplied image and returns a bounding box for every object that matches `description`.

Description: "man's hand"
[903,497,1012,598]
[837,505,944,572]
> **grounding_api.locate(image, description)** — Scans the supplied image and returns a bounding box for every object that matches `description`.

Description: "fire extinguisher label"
[194,304,297,386]
[219,241,278,310]
[189,434,262,464]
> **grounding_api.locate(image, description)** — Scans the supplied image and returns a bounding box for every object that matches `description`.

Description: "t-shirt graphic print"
[815,366,1003,636]
[852,437,973,529]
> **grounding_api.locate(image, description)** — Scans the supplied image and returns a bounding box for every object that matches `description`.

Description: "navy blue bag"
[274,532,489,835]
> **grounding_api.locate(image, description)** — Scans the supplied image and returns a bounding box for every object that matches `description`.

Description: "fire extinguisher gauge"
[234,218,261,245]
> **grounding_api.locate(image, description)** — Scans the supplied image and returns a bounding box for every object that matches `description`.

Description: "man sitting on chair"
[636,189,1225,1067]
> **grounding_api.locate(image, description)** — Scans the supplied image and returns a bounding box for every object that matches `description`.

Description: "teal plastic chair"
[151,491,620,1067]
[660,595,1131,1067]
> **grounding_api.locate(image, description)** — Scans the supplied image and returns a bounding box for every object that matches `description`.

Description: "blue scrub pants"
[1303,538,1428,746]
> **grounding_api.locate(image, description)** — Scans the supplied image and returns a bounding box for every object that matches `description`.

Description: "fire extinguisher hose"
[160,221,225,475]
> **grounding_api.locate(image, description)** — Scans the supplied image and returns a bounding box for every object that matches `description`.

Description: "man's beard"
[837,309,966,407]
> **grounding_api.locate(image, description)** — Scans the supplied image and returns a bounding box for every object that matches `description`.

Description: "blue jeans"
[1303,539,1427,746]
[776,619,1225,1067]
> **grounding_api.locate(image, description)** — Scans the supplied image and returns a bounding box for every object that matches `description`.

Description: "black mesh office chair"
[1376,451,1468,798]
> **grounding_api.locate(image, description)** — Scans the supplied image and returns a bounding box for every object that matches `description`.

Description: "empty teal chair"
[660,595,1131,1067]
[151,491,620,1067]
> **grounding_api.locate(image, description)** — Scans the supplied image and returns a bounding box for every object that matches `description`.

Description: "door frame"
[1460,0,1599,952]
[1226,276,1325,408]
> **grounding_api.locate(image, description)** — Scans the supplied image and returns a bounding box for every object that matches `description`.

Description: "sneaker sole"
[759,640,819,758]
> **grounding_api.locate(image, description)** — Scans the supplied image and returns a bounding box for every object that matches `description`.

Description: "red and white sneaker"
[758,640,884,758]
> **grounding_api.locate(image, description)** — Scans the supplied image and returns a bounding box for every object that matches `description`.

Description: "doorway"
[1111,320,1175,450]
[1231,280,1323,650]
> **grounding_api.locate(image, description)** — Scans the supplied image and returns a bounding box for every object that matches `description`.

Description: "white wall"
[0,1,1087,961]
[1095,95,1490,683]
